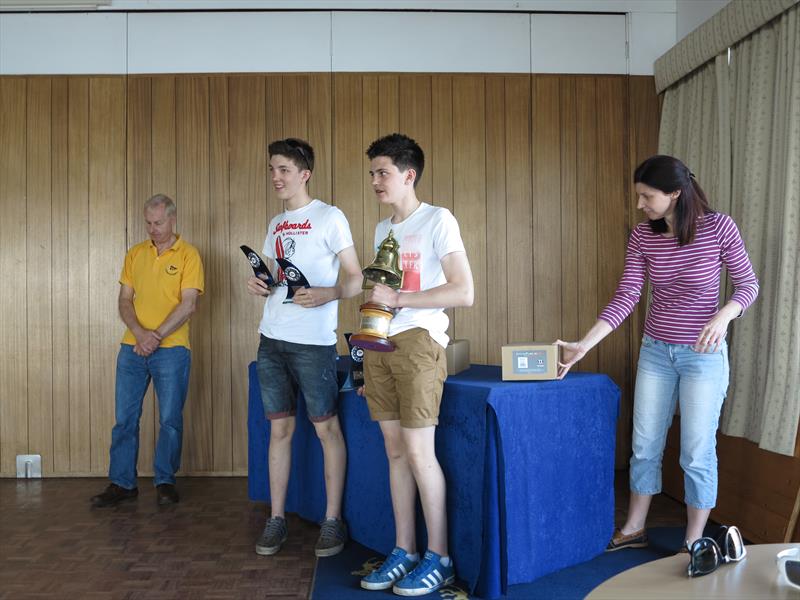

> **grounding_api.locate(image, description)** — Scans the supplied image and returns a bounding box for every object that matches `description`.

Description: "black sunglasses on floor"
[687,525,747,578]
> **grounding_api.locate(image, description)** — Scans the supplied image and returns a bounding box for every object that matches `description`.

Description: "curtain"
[719,5,800,456]
[658,55,730,214]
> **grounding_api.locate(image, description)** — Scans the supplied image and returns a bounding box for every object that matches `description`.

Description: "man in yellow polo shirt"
[91,194,204,508]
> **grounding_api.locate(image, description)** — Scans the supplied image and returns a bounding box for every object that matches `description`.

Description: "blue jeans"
[630,335,729,509]
[109,344,191,489]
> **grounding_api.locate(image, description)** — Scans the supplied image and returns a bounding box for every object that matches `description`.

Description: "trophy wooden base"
[350,302,395,352]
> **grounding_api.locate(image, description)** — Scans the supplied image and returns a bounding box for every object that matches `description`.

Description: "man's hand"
[133,329,162,356]
[366,283,401,308]
[356,385,365,397]
[247,276,272,297]
[292,287,335,308]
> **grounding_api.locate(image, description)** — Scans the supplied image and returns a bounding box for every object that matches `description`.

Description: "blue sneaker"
[392,550,455,596]
[361,547,419,591]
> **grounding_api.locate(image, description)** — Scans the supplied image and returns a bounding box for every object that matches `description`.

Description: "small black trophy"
[343,333,365,390]
[275,257,311,301]
[240,245,275,288]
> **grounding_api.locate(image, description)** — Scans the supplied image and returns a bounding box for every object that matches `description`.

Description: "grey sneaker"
[255,516,288,556]
[315,517,348,557]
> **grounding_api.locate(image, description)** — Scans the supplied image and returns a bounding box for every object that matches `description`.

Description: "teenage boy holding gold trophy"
[353,133,474,596]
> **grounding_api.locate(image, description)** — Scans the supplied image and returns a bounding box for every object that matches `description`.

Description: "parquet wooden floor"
[0,478,317,600]
[0,473,686,600]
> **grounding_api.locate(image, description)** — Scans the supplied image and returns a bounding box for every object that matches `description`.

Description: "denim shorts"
[629,335,729,509]
[256,335,339,422]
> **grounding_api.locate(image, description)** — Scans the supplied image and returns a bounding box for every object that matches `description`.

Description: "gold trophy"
[350,230,404,352]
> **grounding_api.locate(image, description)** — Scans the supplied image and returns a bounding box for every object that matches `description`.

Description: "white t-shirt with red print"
[259,199,354,346]
[373,202,466,348]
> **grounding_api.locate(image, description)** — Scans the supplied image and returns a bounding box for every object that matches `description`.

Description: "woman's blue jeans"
[629,335,729,509]
[109,344,191,489]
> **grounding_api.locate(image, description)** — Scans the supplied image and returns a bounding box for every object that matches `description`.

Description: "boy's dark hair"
[366,133,425,187]
[268,138,314,174]
[634,154,713,246]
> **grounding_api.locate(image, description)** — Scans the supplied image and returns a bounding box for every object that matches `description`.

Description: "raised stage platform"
[248,363,620,598]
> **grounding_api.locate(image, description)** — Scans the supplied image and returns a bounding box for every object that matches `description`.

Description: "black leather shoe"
[90,483,138,507]
[156,483,180,505]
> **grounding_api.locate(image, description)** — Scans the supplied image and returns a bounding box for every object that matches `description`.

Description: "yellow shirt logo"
[166,264,179,275]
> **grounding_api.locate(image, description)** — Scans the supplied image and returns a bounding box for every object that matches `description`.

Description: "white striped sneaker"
[361,547,420,591]
[392,550,455,596]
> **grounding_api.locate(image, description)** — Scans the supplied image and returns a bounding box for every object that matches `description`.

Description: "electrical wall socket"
[16,454,42,478]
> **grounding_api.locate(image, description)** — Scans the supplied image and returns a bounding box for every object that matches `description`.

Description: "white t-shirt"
[373,202,466,348]
[259,199,354,346]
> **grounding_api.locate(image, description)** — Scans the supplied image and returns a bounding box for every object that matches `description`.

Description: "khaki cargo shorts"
[363,328,447,428]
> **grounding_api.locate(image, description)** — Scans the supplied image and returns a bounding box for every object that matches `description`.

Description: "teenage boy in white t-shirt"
[246,138,363,558]
[358,133,474,596]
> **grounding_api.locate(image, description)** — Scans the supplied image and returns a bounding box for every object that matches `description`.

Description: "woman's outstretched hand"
[554,339,587,379]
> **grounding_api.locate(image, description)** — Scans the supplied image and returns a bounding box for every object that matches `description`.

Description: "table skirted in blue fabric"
[248,362,619,598]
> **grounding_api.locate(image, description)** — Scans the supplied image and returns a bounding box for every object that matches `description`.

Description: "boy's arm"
[292,245,363,308]
[367,250,474,309]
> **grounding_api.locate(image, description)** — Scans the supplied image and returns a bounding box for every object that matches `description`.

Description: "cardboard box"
[446,339,470,376]
[501,342,559,380]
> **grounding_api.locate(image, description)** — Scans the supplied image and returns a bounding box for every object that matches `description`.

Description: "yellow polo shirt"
[119,235,204,349]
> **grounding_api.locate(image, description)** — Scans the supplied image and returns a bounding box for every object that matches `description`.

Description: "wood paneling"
[51,77,70,474]
[452,75,487,362]
[209,75,233,473]
[0,77,28,475]
[26,77,54,474]
[87,77,126,473]
[67,77,91,472]
[0,72,659,483]
[665,420,800,542]
[229,75,267,473]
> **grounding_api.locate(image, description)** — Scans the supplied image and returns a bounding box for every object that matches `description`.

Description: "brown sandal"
[606,527,649,551]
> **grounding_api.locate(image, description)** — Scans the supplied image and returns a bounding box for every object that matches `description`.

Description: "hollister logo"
[274,219,312,235]
[166,264,179,275]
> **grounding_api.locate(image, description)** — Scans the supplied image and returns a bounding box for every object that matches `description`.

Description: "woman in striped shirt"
[556,155,759,552]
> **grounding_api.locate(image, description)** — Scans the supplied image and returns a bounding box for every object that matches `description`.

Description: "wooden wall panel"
[595,76,631,467]
[309,74,333,205]
[575,77,601,373]
[430,76,456,341]
[0,72,662,484]
[451,76,487,362]
[67,77,91,472]
[177,76,212,473]
[559,77,579,342]
[229,75,267,472]
[88,77,126,473]
[361,75,379,264]
[333,74,365,344]
[209,75,233,473]
[26,77,54,474]
[0,78,28,474]
[51,77,70,474]
[532,76,562,343]
[505,76,533,345]
[484,76,508,365]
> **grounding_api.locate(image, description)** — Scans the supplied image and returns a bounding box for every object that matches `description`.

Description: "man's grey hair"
[144,193,176,217]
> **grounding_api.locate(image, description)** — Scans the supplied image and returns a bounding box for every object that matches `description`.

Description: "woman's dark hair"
[634,155,713,246]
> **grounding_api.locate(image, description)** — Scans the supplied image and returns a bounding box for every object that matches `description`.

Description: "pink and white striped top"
[598,212,759,344]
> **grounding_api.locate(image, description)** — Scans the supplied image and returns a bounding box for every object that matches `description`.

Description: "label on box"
[513,350,547,374]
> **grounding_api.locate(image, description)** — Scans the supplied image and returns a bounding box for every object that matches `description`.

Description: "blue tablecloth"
[248,363,619,598]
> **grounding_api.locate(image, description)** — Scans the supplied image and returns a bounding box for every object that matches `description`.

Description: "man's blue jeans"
[109,344,191,489]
